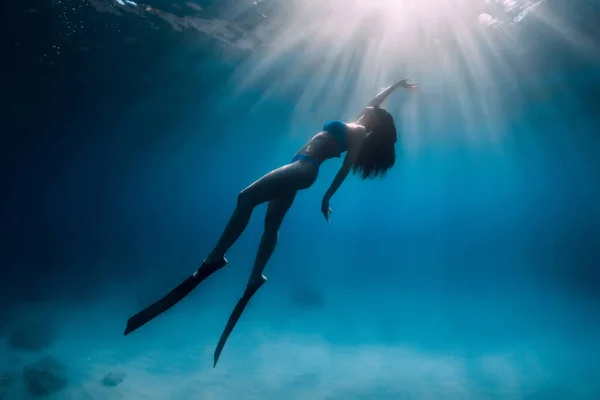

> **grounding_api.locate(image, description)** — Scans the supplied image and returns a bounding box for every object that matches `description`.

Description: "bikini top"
[323,120,347,155]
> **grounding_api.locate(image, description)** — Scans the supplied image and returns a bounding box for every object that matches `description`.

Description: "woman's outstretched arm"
[354,79,417,122]
[321,80,417,221]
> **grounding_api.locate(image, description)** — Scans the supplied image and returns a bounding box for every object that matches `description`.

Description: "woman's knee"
[264,211,283,231]
[262,227,279,242]
[237,188,256,209]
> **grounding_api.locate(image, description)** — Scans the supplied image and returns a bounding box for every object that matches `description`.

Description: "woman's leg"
[247,192,297,286]
[213,191,298,367]
[206,161,316,264]
[124,162,315,337]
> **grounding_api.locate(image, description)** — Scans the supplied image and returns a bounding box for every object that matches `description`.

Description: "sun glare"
[234,0,510,145]
[92,0,562,147]
[224,0,588,149]
[89,0,585,148]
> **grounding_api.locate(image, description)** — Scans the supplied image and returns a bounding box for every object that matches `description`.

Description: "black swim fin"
[213,277,266,367]
[124,257,228,336]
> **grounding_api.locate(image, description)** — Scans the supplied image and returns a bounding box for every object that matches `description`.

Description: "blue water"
[1,0,599,398]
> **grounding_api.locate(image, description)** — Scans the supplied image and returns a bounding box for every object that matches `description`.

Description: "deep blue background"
[1,0,600,397]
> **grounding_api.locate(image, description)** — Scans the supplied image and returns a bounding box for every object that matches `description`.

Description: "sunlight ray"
[230,0,558,145]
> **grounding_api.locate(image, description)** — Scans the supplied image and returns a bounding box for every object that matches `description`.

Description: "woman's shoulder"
[344,122,364,130]
[323,120,364,134]
[344,122,367,137]
[343,123,367,154]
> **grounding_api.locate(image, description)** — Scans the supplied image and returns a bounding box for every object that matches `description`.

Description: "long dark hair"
[352,106,397,179]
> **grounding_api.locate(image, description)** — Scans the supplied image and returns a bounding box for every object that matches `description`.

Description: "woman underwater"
[124,79,419,366]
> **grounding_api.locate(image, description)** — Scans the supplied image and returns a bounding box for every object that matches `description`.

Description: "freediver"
[124,79,419,367]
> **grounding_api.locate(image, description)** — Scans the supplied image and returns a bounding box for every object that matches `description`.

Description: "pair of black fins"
[123,257,265,367]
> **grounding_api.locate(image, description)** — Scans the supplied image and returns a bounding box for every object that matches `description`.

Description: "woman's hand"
[321,197,332,222]
[398,79,418,91]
